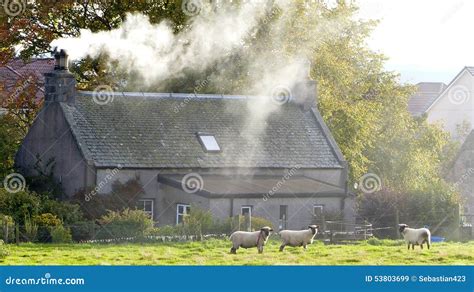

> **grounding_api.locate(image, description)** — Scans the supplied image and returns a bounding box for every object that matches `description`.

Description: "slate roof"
[407,82,446,116]
[0,58,54,105]
[60,92,344,169]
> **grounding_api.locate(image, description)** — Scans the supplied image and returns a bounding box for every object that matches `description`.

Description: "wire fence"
[1,219,471,245]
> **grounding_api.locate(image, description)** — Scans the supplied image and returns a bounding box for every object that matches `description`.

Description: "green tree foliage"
[0,188,41,225]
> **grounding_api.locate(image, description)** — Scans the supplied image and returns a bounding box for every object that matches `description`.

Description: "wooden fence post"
[15,223,20,245]
[2,216,8,244]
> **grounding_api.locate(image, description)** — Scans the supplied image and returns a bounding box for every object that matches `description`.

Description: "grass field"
[1,239,473,265]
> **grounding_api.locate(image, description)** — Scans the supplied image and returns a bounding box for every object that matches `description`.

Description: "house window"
[137,199,154,218]
[176,204,191,224]
[313,204,324,219]
[197,133,221,152]
[241,206,252,217]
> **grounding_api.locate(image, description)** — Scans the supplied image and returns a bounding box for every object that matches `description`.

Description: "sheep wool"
[399,224,431,250]
[229,226,273,254]
[279,225,319,251]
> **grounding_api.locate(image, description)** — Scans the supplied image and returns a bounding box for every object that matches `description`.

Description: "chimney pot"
[45,49,76,104]
[291,58,317,110]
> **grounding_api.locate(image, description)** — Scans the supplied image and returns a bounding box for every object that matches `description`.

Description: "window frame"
[313,204,324,217]
[137,199,154,219]
[241,206,252,217]
[176,203,191,225]
[196,132,221,153]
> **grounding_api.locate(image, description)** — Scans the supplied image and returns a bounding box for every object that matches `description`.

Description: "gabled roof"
[407,82,446,116]
[60,92,345,169]
[425,66,474,113]
[0,58,55,105]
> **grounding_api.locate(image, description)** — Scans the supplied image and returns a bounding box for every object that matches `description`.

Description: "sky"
[356,0,474,85]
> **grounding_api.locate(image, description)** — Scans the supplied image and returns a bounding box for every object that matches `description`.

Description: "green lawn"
[1,239,473,265]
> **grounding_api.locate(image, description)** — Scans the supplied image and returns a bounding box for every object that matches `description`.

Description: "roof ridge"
[77,91,261,100]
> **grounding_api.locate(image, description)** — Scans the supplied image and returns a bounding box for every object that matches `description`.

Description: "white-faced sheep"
[279,225,319,251]
[229,226,273,254]
[398,224,431,250]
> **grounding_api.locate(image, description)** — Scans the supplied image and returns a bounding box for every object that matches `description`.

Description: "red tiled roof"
[0,58,54,105]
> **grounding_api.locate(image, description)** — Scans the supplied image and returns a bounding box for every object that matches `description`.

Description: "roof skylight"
[197,133,221,152]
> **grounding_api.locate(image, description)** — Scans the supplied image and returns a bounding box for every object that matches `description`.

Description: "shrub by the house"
[51,225,72,243]
[97,208,153,239]
[33,213,61,243]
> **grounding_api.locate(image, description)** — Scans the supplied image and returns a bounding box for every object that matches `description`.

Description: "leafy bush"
[0,214,15,243]
[250,216,274,231]
[33,213,61,243]
[0,188,40,225]
[73,178,144,219]
[40,199,83,225]
[359,184,460,239]
[182,208,214,238]
[25,156,63,199]
[51,225,72,243]
[97,208,153,239]
[152,213,275,238]
[24,215,38,242]
[0,240,9,259]
[70,221,95,242]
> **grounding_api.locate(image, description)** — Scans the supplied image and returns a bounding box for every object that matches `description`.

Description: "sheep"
[398,224,431,250]
[278,225,319,251]
[229,226,273,254]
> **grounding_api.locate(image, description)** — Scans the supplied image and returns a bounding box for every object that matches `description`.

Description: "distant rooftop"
[0,58,54,105]
[407,82,447,116]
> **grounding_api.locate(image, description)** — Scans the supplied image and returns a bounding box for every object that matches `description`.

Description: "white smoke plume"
[51,0,353,167]
[52,1,276,87]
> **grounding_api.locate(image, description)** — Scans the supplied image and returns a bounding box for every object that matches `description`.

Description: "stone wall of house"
[209,196,355,231]
[15,102,93,198]
[95,167,352,228]
[427,69,474,141]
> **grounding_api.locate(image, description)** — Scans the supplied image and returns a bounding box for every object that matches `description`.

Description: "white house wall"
[427,70,474,140]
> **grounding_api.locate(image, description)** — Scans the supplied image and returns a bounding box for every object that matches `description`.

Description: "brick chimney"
[44,49,76,104]
[291,59,317,110]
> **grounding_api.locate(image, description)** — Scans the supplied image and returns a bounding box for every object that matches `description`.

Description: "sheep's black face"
[308,225,319,235]
[398,224,408,233]
[261,227,273,237]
